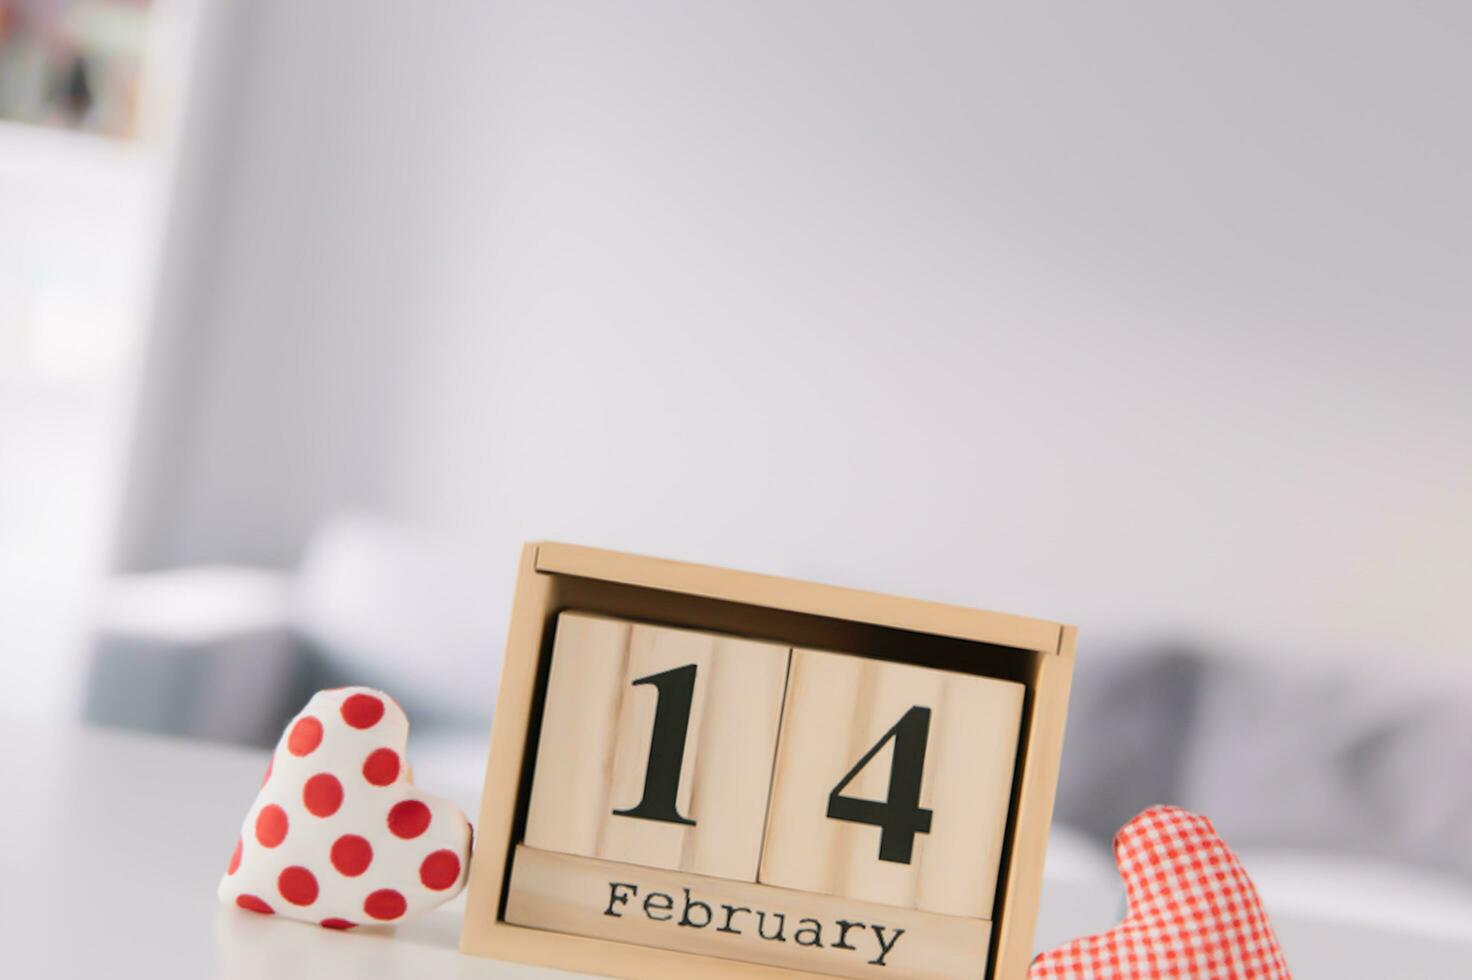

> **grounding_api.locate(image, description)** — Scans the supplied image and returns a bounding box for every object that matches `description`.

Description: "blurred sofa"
[1052,648,1472,943]
[84,514,504,814]
[83,515,1472,944]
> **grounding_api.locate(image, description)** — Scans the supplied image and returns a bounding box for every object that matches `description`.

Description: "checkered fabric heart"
[1030,805,1291,979]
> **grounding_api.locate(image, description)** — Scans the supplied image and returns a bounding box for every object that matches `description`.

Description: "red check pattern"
[1030,806,1291,980]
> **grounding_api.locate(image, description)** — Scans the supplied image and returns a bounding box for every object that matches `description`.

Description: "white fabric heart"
[218,687,472,928]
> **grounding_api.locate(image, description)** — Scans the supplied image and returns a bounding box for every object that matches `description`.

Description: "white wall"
[130,2,1472,680]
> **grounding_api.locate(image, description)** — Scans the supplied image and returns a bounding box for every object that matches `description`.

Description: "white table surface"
[3,724,1468,978]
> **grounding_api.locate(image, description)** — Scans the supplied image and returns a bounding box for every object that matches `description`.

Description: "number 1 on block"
[613,664,699,826]
[524,613,790,881]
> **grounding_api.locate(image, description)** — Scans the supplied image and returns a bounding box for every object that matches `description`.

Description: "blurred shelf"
[0,116,153,187]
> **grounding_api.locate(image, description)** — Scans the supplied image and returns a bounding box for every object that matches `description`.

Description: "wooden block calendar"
[462,544,1077,980]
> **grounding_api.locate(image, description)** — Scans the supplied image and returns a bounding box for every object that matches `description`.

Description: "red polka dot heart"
[219,687,472,929]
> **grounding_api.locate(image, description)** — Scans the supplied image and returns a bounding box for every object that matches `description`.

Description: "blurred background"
[2,0,1468,957]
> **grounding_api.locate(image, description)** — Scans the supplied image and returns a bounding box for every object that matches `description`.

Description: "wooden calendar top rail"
[533,542,1067,656]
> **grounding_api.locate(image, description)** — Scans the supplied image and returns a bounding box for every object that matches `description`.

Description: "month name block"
[505,844,992,980]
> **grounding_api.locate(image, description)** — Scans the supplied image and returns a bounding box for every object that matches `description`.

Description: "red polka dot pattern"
[340,694,385,729]
[364,889,407,921]
[419,850,461,891]
[362,747,400,786]
[303,773,344,817]
[278,866,319,906]
[221,687,470,927]
[388,800,431,839]
[236,894,273,915]
[330,834,373,877]
[255,804,288,847]
[287,716,323,756]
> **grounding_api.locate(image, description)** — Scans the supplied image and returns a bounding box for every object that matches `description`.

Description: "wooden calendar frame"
[461,543,1077,980]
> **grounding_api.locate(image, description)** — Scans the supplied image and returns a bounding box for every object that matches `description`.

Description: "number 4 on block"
[524,613,791,882]
[759,650,1024,919]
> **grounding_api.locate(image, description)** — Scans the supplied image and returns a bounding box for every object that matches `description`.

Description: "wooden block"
[759,649,1024,919]
[524,611,791,882]
[505,844,992,980]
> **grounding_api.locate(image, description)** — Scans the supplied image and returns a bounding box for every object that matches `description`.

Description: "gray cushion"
[1179,660,1472,882]
[1052,649,1206,843]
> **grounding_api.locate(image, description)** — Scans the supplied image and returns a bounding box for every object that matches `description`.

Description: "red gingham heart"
[1031,806,1291,980]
